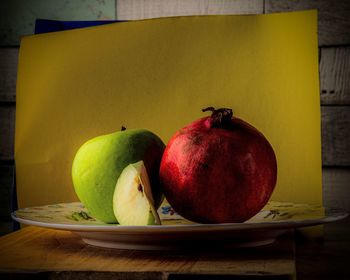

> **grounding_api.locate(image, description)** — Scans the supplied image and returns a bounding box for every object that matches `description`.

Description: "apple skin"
[159,108,277,224]
[72,129,165,223]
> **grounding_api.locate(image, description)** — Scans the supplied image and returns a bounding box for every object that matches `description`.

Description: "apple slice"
[113,160,161,225]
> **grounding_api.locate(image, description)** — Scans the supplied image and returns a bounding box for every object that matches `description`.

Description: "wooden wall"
[0,0,349,235]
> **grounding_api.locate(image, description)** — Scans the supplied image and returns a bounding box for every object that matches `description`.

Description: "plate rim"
[11,208,348,233]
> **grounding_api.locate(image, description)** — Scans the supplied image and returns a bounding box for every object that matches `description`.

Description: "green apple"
[72,128,165,223]
[113,160,161,225]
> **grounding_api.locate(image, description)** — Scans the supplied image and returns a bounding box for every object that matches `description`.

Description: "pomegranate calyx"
[202,107,233,128]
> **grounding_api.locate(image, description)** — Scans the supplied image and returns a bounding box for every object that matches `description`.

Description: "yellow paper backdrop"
[15,10,322,209]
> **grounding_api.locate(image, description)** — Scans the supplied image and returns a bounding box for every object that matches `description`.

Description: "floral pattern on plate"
[13,200,325,226]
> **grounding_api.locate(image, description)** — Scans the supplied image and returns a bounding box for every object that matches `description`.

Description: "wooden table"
[295,217,350,280]
[1,218,349,280]
[0,226,296,279]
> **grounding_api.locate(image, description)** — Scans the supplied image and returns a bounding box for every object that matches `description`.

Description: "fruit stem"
[202,107,233,127]
[121,126,126,131]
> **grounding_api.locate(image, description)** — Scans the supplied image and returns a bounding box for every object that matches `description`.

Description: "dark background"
[1,0,350,225]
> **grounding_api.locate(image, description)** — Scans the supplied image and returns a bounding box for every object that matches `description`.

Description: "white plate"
[12,201,347,250]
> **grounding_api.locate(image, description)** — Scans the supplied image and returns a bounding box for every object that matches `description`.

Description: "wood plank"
[295,217,350,280]
[321,106,350,166]
[0,105,15,160]
[320,47,350,105]
[0,48,18,103]
[0,0,116,45]
[117,0,263,20]
[0,271,167,280]
[265,0,350,46]
[323,168,350,211]
[0,271,293,280]
[0,226,295,278]
[0,165,14,220]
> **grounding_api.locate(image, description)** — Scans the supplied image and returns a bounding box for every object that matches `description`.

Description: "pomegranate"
[159,107,277,223]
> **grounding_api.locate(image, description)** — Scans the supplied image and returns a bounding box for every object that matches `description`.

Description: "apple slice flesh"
[113,160,161,225]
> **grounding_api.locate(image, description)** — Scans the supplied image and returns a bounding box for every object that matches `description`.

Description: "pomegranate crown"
[202,107,233,128]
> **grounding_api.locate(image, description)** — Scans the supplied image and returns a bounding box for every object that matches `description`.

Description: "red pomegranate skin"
[160,109,277,223]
